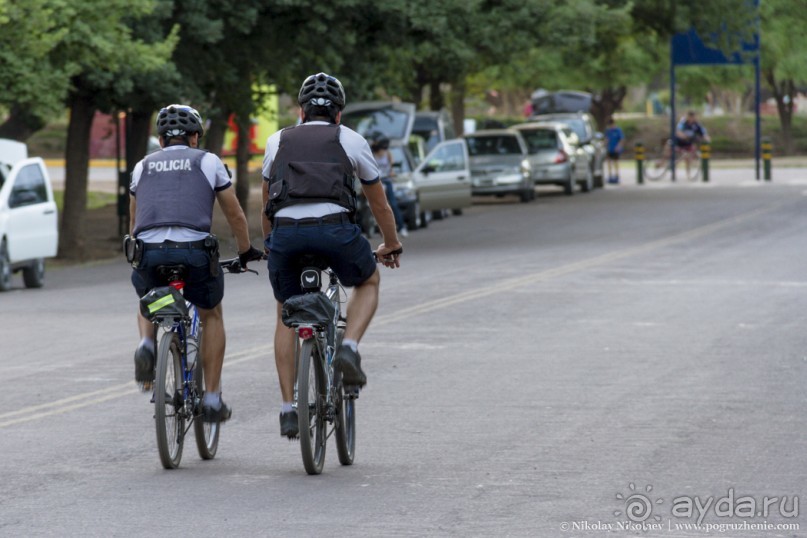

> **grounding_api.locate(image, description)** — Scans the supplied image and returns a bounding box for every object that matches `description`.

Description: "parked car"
[412,109,456,154]
[342,101,471,226]
[0,139,58,291]
[463,130,535,203]
[529,111,606,188]
[511,122,593,194]
[408,138,472,221]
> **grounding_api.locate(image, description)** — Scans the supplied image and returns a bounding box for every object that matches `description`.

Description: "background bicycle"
[644,137,702,182]
[139,257,252,469]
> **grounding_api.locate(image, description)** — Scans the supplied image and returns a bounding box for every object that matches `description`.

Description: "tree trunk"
[429,80,444,111]
[127,109,152,165]
[589,86,627,132]
[0,104,46,141]
[450,79,466,137]
[204,109,229,157]
[764,69,794,155]
[235,114,251,215]
[58,94,96,259]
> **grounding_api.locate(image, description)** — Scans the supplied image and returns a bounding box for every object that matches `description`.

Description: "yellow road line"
[0,202,786,429]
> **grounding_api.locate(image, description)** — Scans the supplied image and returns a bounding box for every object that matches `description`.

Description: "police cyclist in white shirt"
[262,73,403,439]
[129,104,262,422]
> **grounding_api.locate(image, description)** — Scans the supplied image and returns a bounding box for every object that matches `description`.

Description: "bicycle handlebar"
[220,254,266,275]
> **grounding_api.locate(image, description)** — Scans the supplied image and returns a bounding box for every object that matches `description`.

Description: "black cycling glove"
[238,246,263,268]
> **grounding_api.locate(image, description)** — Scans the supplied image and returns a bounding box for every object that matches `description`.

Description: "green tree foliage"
[56,0,176,258]
[0,0,74,138]
[760,0,807,152]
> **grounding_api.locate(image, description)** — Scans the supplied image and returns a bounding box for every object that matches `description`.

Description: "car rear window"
[518,129,559,153]
[341,107,410,141]
[465,135,522,156]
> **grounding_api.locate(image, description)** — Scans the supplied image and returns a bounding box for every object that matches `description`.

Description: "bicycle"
[282,256,357,475]
[644,137,702,182]
[139,256,254,469]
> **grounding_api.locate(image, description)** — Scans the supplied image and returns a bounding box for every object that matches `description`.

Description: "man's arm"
[128,196,136,235]
[362,181,402,267]
[261,182,272,242]
[216,187,251,253]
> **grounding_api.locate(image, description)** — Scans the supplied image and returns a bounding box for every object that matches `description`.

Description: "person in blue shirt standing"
[604,117,624,185]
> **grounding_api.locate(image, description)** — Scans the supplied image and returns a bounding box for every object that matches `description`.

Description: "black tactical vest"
[264,124,357,220]
[132,147,214,236]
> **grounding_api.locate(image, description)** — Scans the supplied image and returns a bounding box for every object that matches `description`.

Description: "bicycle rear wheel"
[155,332,185,469]
[297,338,327,475]
[334,327,356,465]
[192,329,220,460]
[644,143,670,181]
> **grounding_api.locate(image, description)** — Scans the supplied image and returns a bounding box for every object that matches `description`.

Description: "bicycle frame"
[152,281,201,427]
[292,269,343,420]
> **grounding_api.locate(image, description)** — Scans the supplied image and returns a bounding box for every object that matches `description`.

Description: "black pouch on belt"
[204,234,220,277]
[123,235,144,268]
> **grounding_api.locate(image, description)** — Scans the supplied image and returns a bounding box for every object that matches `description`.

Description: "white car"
[0,139,58,291]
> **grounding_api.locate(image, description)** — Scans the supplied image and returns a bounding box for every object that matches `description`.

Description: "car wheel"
[23,258,45,289]
[0,239,11,292]
[580,166,593,193]
[406,201,421,230]
[451,208,463,216]
[593,162,605,189]
[432,209,447,220]
[563,173,575,196]
[419,211,430,229]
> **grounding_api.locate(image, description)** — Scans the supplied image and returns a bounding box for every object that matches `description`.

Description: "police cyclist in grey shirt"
[262,73,403,439]
[129,104,262,423]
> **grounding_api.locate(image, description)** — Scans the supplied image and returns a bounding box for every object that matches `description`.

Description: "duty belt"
[143,239,208,250]
[273,213,352,228]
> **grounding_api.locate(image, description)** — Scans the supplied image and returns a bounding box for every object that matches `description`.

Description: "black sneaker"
[134,344,155,391]
[202,401,232,423]
[280,410,299,439]
[333,345,367,387]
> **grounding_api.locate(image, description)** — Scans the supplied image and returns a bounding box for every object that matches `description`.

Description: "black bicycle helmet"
[155,104,205,137]
[298,72,346,110]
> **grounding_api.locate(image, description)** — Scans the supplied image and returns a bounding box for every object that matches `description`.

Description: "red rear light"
[554,150,568,164]
[298,327,314,340]
[170,281,185,290]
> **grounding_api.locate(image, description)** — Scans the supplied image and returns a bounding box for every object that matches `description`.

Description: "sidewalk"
[612,158,807,187]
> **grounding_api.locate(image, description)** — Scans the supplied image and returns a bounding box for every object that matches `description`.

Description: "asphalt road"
[2,177,806,537]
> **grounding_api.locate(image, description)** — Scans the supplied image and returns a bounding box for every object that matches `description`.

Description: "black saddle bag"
[281,292,335,328]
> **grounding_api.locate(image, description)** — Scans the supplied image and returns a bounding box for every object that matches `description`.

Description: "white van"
[0,139,59,291]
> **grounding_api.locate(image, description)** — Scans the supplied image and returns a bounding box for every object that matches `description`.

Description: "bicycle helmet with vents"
[297,73,346,110]
[155,104,205,137]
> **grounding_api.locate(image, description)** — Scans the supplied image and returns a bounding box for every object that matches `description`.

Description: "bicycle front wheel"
[155,332,185,469]
[683,152,701,181]
[192,329,220,460]
[297,338,327,475]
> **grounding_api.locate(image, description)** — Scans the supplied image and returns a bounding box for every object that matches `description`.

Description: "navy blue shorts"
[267,222,377,303]
[131,247,224,310]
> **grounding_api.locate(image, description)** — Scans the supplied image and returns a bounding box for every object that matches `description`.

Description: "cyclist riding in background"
[261,72,403,439]
[129,104,262,423]
[676,110,710,151]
